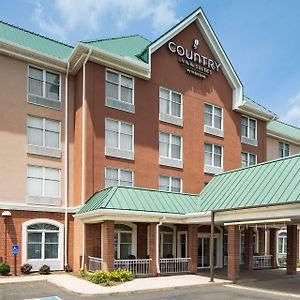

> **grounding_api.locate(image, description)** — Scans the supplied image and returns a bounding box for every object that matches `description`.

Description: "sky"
[1,0,300,127]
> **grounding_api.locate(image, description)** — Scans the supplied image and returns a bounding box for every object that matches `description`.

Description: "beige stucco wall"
[266,136,300,161]
[0,54,74,207]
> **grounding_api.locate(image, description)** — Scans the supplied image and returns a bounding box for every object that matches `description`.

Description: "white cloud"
[281,92,300,127]
[32,0,179,42]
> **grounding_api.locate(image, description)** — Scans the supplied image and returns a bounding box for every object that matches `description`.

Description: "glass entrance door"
[198,237,217,268]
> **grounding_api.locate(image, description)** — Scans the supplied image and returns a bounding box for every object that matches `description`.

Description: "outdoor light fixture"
[1,211,11,217]
[224,218,291,226]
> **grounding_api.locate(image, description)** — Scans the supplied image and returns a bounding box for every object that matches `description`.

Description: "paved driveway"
[0,281,299,300]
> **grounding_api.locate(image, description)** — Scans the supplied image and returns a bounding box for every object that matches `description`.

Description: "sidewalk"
[0,273,230,295]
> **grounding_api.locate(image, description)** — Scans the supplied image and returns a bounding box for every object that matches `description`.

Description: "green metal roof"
[267,120,300,142]
[0,20,73,60]
[243,96,277,117]
[77,186,200,215]
[81,35,151,63]
[198,153,300,212]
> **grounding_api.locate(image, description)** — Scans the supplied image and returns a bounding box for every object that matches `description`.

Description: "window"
[27,223,59,260]
[114,224,133,259]
[28,66,60,109]
[177,232,187,258]
[159,87,182,126]
[27,166,60,198]
[241,116,257,146]
[204,103,223,130]
[204,143,222,168]
[105,70,134,113]
[105,167,133,187]
[105,118,134,160]
[279,142,290,158]
[160,225,175,258]
[278,231,287,255]
[27,116,60,149]
[241,152,257,167]
[159,131,182,165]
[159,175,182,192]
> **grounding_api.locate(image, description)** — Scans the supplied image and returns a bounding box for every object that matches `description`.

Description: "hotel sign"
[168,39,221,79]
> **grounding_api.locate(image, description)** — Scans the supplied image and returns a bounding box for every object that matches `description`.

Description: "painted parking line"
[225,284,300,298]
[24,297,62,300]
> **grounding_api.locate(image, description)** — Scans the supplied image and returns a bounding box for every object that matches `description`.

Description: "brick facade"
[148,223,158,275]
[258,228,265,255]
[188,224,198,273]
[269,228,278,268]
[287,225,297,275]
[227,225,240,281]
[101,220,115,271]
[244,227,254,270]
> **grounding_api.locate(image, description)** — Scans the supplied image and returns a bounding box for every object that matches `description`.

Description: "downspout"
[81,49,92,270]
[156,217,164,275]
[64,62,69,268]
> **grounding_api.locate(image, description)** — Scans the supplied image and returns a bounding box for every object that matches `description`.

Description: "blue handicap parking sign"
[12,245,19,255]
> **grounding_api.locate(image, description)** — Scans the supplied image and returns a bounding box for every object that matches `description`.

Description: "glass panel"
[28,127,43,146]
[27,232,42,259]
[160,226,173,232]
[114,232,118,259]
[171,102,181,117]
[162,244,173,258]
[45,168,59,180]
[120,232,132,243]
[249,154,256,165]
[171,135,181,159]
[160,88,170,100]
[159,176,170,191]
[46,72,59,84]
[115,224,132,231]
[121,75,133,88]
[120,133,132,151]
[45,131,59,148]
[241,152,248,167]
[28,223,58,230]
[159,132,169,157]
[121,86,132,103]
[214,115,222,129]
[120,244,132,259]
[46,82,59,100]
[29,78,43,97]
[106,82,118,100]
[204,104,213,126]
[105,168,118,187]
[105,120,119,148]
[29,67,43,80]
[44,179,59,197]
[160,97,169,114]
[241,117,248,137]
[204,143,213,166]
[107,71,119,83]
[249,119,256,139]
[45,232,58,259]
[120,170,133,187]
[171,177,181,192]
[171,92,181,104]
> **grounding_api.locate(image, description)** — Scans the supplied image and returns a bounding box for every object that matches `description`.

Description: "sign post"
[12,245,19,276]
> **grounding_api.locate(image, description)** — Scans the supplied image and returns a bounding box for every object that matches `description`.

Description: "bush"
[110,269,132,282]
[0,262,10,275]
[39,265,50,275]
[21,263,32,274]
[297,261,300,268]
[64,265,73,273]
[90,270,112,286]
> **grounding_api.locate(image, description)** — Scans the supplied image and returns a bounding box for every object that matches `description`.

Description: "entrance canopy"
[76,154,300,224]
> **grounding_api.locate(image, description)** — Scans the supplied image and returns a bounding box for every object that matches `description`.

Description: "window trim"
[159,175,182,193]
[204,142,223,169]
[279,142,290,158]
[277,230,287,255]
[104,167,134,188]
[105,68,135,113]
[27,165,61,201]
[159,224,176,258]
[27,65,61,109]
[204,102,224,130]
[177,231,188,258]
[105,118,134,160]
[241,151,257,167]
[159,86,183,126]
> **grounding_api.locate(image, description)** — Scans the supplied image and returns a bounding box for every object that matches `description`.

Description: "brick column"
[101,220,114,271]
[287,225,297,275]
[258,228,265,255]
[148,223,158,276]
[269,228,278,268]
[244,227,254,270]
[188,224,198,274]
[227,225,240,282]
[85,224,101,267]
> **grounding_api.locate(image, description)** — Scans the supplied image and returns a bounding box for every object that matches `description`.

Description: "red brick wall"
[101,220,114,271]
[287,225,297,275]
[227,225,240,281]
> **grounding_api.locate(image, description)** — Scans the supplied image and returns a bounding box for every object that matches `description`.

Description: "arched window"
[114,223,136,259]
[160,225,175,258]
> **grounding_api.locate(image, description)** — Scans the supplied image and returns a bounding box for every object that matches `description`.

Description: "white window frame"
[277,230,287,255]
[241,152,257,167]
[27,165,61,199]
[177,231,188,258]
[22,219,64,271]
[279,142,290,158]
[105,118,134,160]
[160,224,176,258]
[27,65,61,104]
[104,167,134,188]
[105,69,135,113]
[159,175,182,193]
[204,142,223,174]
[159,131,183,169]
[159,87,183,126]
[204,103,224,138]
[241,115,258,146]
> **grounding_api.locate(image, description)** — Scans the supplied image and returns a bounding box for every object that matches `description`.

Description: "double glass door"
[198,236,217,268]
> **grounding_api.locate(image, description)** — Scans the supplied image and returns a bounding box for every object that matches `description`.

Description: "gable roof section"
[77,186,200,216]
[81,35,150,63]
[267,120,300,145]
[139,7,243,109]
[198,153,300,212]
[0,20,73,60]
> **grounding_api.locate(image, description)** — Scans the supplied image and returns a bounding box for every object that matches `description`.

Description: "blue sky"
[1,0,300,127]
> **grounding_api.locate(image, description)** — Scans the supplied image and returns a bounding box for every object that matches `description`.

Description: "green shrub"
[297,261,300,268]
[90,270,112,286]
[21,263,32,274]
[39,265,50,275]
[110,269,133,282]
[0,262,10,275]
